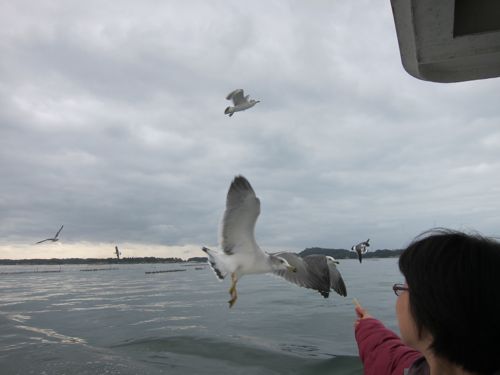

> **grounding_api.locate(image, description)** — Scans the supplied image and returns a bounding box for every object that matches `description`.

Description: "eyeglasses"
[392,283,409,296]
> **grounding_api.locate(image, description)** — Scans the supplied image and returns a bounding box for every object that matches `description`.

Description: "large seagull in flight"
[202,176,347,307]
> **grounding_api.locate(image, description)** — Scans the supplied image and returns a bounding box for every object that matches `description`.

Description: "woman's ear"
[420,328,434,352]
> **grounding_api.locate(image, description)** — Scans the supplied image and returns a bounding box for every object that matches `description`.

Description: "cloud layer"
[1,1,499,258]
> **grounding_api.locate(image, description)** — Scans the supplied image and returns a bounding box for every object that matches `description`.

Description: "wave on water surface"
[113,335,362,375]
[0,260,401,374]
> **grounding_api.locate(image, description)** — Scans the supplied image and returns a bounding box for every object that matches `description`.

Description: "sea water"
[0,258,402,374]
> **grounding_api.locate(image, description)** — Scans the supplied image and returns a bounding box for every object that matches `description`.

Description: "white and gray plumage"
[351,239,370,263]
[272,253,347,298]
[35,225,64,244]
[224,89,260,117]
[202,176,348,307]
[202,175,296,307]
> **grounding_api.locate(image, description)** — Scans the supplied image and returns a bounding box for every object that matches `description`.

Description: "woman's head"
[398,228,500,374]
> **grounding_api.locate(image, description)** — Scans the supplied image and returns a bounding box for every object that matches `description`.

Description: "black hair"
[399,228,500,374]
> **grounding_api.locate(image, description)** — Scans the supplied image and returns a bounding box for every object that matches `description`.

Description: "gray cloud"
[1,1,499,258]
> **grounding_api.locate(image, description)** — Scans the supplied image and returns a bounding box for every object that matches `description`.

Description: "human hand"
[353,298,372,327]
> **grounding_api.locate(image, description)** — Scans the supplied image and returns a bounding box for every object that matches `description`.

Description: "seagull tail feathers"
[224,106,231,115]
[202,247,228,280]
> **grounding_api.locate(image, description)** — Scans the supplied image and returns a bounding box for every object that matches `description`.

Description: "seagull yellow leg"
[228,273,238,308]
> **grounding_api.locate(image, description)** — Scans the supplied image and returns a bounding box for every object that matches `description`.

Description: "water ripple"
[15,325,87,344]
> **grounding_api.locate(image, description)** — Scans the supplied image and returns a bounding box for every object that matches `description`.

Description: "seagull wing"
[328,262,347,297]
[226,89,246,105]
[54,225,64,238]
[226,89,241,100]
[274,253,331,297]
[35,239,50,244]
[272,252,312,288]
[220,175,261,256]
[302,255,333,297]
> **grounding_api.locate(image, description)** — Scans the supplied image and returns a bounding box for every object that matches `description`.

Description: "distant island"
[299,247,404,259]
[0,249,403,265]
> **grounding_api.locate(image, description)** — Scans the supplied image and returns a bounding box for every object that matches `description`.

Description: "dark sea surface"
[0,258,402,374]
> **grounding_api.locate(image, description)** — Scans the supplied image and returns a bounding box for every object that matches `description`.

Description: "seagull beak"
[334,261,340,264]
[288,265,297,272]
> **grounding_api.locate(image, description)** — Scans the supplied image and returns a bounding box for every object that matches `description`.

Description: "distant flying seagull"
[35,225,64,244]
[272,253,347,298]
[202,175,296,307]
[351,239,370,263]
[224,89,260,117]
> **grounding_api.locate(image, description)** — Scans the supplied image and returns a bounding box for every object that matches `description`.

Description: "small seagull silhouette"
[351,239,370,263]
[224,89,260,117]
[36,225,64,244]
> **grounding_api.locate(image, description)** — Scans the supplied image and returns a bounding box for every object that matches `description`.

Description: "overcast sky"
[1,0,499,259]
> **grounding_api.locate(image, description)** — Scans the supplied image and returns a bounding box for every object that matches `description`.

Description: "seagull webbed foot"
[228,293,238,308]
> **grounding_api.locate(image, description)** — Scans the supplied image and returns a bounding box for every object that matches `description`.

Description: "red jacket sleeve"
[355,317,423,375]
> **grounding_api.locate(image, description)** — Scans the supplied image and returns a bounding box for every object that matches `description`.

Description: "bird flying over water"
[202,175,346,308]
[35,225,64,244]
[272,253,347,298]
[351,239,370,263]
[202,176,295,307]
[115,246,121,260]
[224,89,260,117]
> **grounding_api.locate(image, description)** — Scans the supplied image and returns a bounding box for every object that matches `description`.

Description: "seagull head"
[270,255,296,272]
[326,256,340,265]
